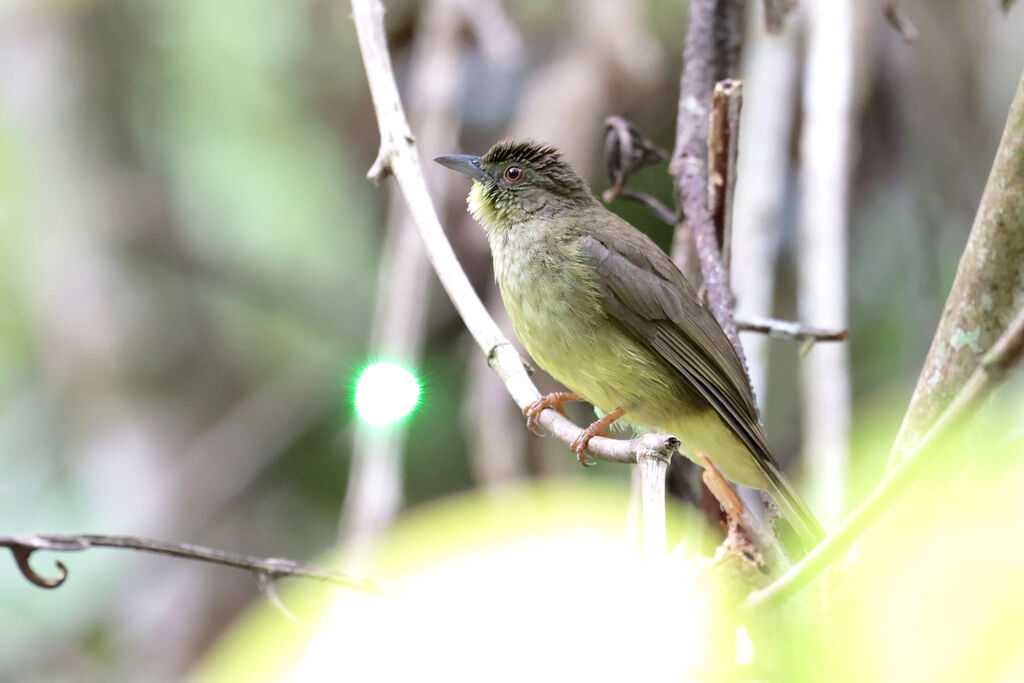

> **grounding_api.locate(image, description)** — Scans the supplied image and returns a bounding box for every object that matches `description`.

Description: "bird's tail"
[760,458,825,551]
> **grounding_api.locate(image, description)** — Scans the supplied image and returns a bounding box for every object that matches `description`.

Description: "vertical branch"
[890,69,1024,468]
[798,0,855,528]
[670,0,747,360]
[341,0,465,540]
[731,18,799,403]
[637,451,671,557]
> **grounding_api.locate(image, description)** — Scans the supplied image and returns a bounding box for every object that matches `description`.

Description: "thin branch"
[350,0,679,467]
[737,317,848,344]
[602,115,667,203]
[1,534,390,594]
[617,190,679,224]
[708,79,742,275]
[670,0,746,359]
[600,116,676,223]
[746,305,1024,609]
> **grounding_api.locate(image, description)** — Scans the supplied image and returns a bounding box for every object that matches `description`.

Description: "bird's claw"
[570,407,626,468]
[570,431,597,467]
[523,392,581,435]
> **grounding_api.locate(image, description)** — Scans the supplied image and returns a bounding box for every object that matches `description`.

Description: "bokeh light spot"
[354,362,421,426]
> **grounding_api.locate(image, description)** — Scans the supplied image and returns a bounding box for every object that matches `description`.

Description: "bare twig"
[737,317,848,344]
[746,305,1024,609]
[601,116,676,223]
[1,534,390,594]
[351,0,679,468]
[883,1,918,43]
[617,190,679,224]
[670,0,746,359]
[708,79,742,275]
[602,115,667,202]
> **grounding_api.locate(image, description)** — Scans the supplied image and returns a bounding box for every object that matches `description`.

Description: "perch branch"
[351,0,679,467]
[746,305,1024,609]
[1,533,389,594]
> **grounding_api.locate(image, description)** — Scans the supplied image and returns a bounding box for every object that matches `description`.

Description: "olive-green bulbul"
[435,139,824,547]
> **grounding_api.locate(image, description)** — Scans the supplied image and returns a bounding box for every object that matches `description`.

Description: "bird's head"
[434,139,592,233]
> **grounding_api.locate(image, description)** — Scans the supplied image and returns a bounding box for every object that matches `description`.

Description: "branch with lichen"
[890,69,1024,469]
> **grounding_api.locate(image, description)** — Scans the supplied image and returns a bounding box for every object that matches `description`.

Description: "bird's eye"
[504,166,523,182]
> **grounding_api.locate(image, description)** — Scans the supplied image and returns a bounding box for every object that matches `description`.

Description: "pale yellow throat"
[468,180,501,232]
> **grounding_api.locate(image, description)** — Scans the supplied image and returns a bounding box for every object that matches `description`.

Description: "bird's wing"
[578,228,769,458]
[579,222,825,548]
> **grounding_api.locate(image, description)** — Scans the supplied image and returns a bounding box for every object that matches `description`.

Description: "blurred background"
[1,0,1022,680]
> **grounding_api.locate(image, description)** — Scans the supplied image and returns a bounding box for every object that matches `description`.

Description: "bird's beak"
[433,154,491,183]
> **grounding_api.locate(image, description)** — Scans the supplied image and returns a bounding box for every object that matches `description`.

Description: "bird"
[434,139,824,548]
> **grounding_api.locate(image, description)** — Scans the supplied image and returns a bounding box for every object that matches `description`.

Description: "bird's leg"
[523,392,584,432]
[571,407,626,467]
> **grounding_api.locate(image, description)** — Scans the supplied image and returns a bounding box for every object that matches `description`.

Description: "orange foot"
[570,407,626,467]
[523,392,583,433]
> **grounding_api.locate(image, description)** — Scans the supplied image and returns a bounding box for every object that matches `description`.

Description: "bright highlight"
[354,362,421,426]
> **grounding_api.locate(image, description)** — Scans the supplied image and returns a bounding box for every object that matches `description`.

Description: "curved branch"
[1,534,389,593]
[350,0,679,468]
